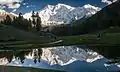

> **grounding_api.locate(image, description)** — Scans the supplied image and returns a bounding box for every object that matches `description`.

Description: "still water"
[0,46,119,72]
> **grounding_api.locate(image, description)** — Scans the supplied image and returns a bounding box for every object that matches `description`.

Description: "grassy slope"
[0,25,40,41]
[1,26,120,49]
[0,65,65,72]
[2,33,120,49]
[0,24,54,46]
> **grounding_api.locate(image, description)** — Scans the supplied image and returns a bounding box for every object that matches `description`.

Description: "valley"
[0,0,120,72]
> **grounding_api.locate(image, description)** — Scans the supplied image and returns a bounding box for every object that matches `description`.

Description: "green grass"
[0,25,41,41]
[1,32,120,50]
[0,24,55,49]
[1,25,120,49]
[0,65,65,72]
[59,27,120,46]
[60,33,120,46]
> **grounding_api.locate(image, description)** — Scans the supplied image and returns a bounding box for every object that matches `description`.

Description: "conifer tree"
[36,12,41,31]
[28,18,32,28]
[31,11,36,28]
[4,15,12,25]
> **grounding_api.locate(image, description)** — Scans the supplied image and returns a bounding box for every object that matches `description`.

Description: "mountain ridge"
[23,3,101,26]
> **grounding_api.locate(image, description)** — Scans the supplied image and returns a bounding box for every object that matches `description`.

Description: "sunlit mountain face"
[0,0,118,26]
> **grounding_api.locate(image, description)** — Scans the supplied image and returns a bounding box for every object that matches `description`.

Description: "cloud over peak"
[101,0,118,5]
[0,0,23,9]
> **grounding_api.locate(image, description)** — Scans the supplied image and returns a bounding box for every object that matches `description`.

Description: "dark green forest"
[1,11,42,32]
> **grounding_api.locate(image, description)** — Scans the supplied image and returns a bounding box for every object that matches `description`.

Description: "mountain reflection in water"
[0,46,119,72]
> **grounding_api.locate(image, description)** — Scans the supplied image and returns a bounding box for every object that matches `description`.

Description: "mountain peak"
[45,4,54,10]
[83,4,101,11]
[23,3,101,26]
[56,3,75,10]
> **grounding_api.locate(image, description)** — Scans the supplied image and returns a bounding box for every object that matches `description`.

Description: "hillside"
[0,24,41,41]
[51,2,120,36]
[73,2,120,34]
[0,24,57,49]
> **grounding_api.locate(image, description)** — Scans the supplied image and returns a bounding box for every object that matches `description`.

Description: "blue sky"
[0,0,110,14]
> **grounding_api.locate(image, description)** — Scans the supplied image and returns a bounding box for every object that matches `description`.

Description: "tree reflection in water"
[33,49,42,64]
[0,48,43,64]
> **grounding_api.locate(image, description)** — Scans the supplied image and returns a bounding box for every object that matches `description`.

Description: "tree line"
[1,11,42,31]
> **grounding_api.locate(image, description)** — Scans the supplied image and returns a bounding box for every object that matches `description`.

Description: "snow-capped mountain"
[23,3,101,26]
[0,9,8,21]
[0,9,16,21]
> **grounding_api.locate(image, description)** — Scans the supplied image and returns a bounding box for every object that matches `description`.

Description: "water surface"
[0,46,119,72]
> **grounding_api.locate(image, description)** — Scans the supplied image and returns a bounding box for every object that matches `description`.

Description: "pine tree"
[4,15,12,25]
[18,12,23,19]
[36,17,41,31]
[11,17,17,27]
[36,12,41,31]
[31,11,36,28]
[36,12,39,17]
[28,18,32,28]
[31,11,35,18]
[18,12,24,24]
[0,21,4,24]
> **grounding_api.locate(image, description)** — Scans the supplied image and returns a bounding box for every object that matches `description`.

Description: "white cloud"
[101,0,118,5]
[0,0,23,9]
[7,3,21,9]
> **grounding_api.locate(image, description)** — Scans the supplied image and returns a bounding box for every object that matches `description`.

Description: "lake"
[0,46,119,72]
